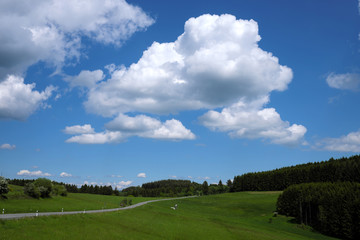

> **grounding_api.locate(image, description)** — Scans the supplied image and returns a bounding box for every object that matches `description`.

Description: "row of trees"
[277,182,360,240]
[122,179,228,197]
[79,184,116,195]
[231,155,360,192]
[123,180,201,197]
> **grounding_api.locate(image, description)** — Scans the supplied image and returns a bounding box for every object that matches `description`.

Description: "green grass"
[0,191,339,239]
[0,185,158,213]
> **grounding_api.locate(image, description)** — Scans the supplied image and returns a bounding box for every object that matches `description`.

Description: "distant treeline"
[122,179,227,197]
[277,182,360,240]
[123,179,201,197]
[7,179,120,196]
[230,155,360,192]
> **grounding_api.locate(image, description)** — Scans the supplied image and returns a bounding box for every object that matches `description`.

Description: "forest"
[230,155,360,191]
[277,182,360,239]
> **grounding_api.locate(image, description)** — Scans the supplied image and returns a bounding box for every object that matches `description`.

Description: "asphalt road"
[0,196,197,220]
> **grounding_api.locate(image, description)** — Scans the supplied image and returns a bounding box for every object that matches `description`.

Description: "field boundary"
[0,196,197,220]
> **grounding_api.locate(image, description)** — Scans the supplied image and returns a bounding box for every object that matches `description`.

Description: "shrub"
[52,184,68,196]
[24,183,41,199]
[0,176,9,197]
[24,178,54,198]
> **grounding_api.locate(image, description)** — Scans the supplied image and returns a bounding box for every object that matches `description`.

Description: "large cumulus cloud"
[85,14,292,116]
[78,14,305,145]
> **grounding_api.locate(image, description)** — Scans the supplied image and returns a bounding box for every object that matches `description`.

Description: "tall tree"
[202,181,209,195]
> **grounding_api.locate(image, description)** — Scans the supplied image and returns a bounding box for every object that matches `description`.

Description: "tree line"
[122,179,228,197]
[230,155,360,192]
[277,182,360,240]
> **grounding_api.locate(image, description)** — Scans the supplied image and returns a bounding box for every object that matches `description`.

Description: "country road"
[0,196,197,220]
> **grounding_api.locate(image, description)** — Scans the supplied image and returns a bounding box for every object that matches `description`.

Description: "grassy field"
[0,185,158,213]
[0,191,338,240]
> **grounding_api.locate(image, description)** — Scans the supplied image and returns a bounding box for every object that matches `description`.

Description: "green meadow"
[0,185,157,213]
[0,191,338,240]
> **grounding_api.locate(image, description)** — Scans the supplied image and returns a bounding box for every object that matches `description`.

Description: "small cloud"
[32,166,39,169]
[195,143,206,147]
[110,174,123,178]
[188,176,193,179]
[316,130,360,152]
[0,143,16,150]
[137,172,146,178]
[60,172,72,177]
[197,176,211,180]
[63,124,95,135]
[170,175,177,179]
[326,73,360,91]
[17,169,51,177]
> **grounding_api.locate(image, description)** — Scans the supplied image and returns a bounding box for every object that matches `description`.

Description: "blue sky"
[1,0,360,189]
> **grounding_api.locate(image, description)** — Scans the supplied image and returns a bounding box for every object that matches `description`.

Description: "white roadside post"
[2,208,4,214]
[36,210,38,217]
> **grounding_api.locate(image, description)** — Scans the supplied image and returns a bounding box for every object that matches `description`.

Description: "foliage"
[52,184,68,196]
[277,182,360,239]
[202,181,209,195]
[34,178,53,198]
[231,155,360,191]
[0,176,9,197]
[24,183,41,199]
[23,178,67,199]
[122,179,202,197]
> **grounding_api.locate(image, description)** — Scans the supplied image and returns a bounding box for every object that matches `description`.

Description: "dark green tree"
[202,181,209,195]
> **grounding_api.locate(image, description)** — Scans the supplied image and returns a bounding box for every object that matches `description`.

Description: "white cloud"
[0,0,154,78]
[79,14,304,145]
[64,70,105,89]
[317,130,360,152]
[60,172,72,177]
[199,98,307,146]
[0,75,54,120]
[170,175,177,179]
[110,175,123,178]
[137,173,146,178]
[85,14,292,117]
[65,115,195,144]
[326,73,360,91]
[115,180,132,189]
[0,143,16,150]
[63,124,95,135]
[66,130,124,144]
[17,169,51,177]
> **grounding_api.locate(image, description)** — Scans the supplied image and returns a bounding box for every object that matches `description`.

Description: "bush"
[24,183,41,199]
[0,176,9,197]
[34,178,52,198]
[52,184,68,196]
[23,178,55,199]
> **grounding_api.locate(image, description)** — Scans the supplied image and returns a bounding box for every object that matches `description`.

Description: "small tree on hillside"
[0,176,9,198]
[202,181,209,195]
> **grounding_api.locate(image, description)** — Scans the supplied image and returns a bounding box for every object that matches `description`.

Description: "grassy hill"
[0,191,337,239]
[0,185,157,213]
